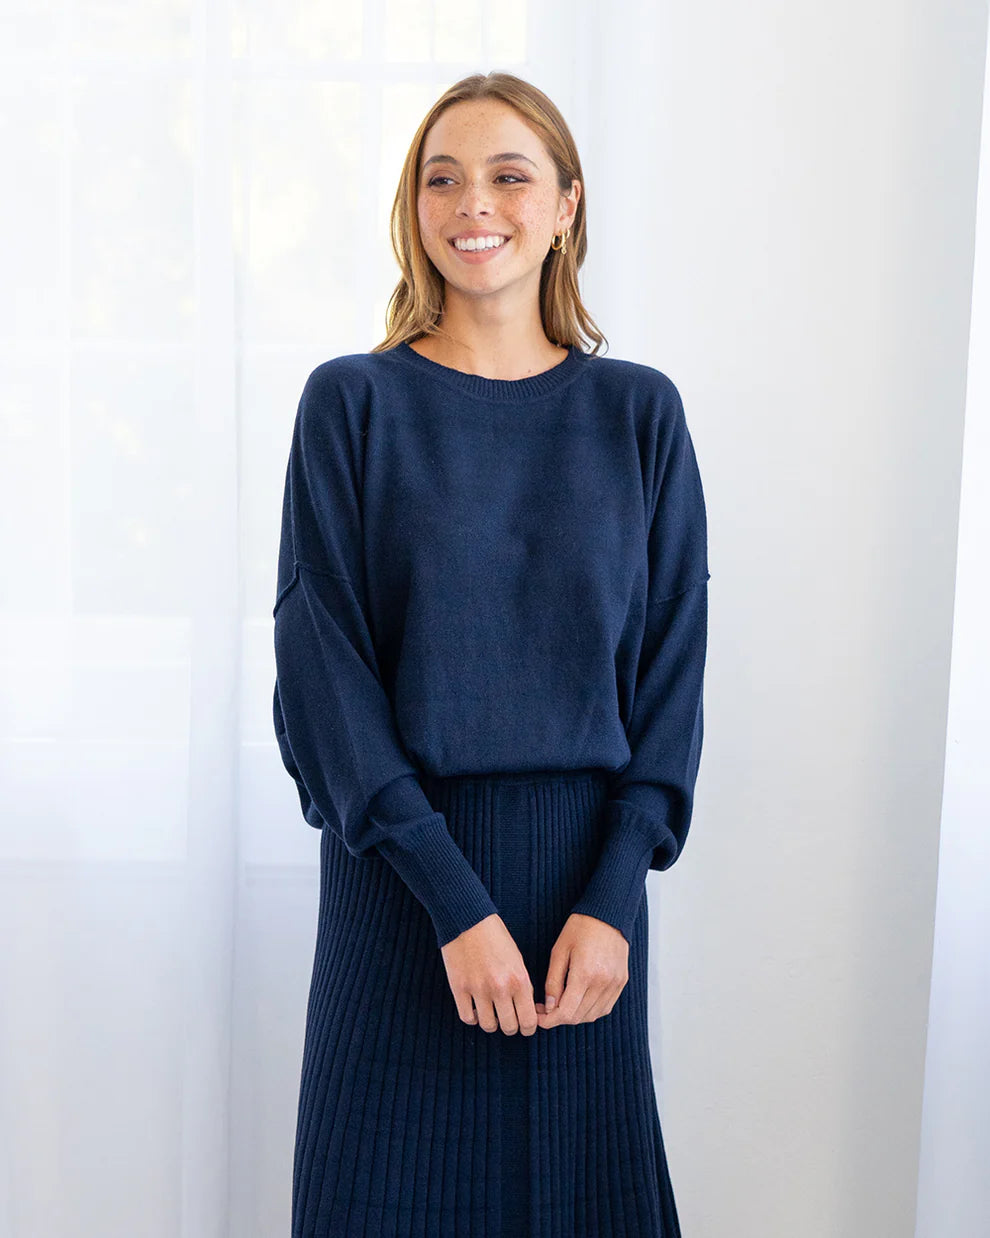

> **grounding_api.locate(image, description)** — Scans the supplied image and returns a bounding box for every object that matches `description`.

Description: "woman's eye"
[425,174,527,187]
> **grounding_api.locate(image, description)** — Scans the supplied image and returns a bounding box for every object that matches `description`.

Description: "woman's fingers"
[453,990,477,1025]
[469,985,538,1036]
[536,913,629,1028]
[440,915,541,1036]
[540,970,593,1027]
[472,994,499,1034]
[582,979,622,1023]
[490,974,539,1036]
[542,945,569,1013]
[493,990,520,1035]
[512,987,540,1036]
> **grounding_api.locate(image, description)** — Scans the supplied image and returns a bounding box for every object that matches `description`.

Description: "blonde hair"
[371,71,607,356]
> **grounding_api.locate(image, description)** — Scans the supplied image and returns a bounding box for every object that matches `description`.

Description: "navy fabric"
[292,770,682,1238]
[272,340,710,1236]
[272,340,710,948]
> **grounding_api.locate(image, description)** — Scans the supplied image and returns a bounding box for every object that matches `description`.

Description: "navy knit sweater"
[272,340,710,949]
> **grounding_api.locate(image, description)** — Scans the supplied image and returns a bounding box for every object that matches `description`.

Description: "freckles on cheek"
[419,208,444,243]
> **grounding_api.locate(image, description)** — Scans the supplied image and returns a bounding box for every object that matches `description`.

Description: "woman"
[273,70,710,1238]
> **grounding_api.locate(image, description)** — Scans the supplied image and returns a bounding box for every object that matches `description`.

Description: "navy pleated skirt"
[291,769,681,1237]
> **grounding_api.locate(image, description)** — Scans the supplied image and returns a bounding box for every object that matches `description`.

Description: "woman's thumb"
[543,951,568,1010]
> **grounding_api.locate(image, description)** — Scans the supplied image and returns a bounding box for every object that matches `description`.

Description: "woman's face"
[416,98,580,308]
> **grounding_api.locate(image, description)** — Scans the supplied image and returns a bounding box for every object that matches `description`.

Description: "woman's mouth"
[448,236,511,263]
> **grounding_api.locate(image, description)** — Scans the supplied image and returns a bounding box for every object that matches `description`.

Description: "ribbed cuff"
[375,813,499,948]
[368,775,498,948]
[569,801,663,942]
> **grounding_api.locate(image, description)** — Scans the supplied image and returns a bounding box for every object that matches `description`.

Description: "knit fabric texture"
[272,340,710,947]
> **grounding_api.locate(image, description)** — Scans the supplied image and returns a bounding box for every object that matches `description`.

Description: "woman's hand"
[440,913,539,1037]
[535,913,629,1028]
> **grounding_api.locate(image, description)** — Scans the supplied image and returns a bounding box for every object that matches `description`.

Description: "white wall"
[573,1,988,1235]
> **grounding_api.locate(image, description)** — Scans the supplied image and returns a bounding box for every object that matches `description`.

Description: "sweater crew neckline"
[392,339,586,401]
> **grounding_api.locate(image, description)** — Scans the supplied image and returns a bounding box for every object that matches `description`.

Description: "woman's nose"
[456,183,493,211]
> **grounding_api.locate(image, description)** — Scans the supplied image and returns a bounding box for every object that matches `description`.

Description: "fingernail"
[546,996,556,1010]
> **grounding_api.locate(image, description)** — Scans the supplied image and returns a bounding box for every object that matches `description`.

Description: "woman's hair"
[371,71,607,356]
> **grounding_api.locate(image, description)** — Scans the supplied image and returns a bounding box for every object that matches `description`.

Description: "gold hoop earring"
[550,227,570,255]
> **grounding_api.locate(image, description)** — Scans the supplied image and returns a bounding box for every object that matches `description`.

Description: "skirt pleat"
[291,769,681,1238]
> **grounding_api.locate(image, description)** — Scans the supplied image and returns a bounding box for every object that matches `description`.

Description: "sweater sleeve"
[272,362,500,949]
[570,379,710,943]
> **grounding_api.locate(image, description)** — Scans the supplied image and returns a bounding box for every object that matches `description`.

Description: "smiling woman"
[273,70,710,1238]
[404,96,583,375]
[370,73,605,377]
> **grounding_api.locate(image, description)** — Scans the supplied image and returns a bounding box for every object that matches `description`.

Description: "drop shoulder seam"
[272,559,355,618]
[652,570,711,607]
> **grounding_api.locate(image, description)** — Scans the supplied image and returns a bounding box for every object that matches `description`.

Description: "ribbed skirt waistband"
[420,766,614,793]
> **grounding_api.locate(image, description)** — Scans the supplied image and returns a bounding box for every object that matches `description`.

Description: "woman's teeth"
[452,235,507,251]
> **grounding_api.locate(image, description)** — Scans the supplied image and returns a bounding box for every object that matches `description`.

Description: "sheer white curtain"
[0,3,581,1235]
[3,1,988,1236]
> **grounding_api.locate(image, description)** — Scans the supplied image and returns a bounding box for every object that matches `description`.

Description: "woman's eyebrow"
[422,151,539,169]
